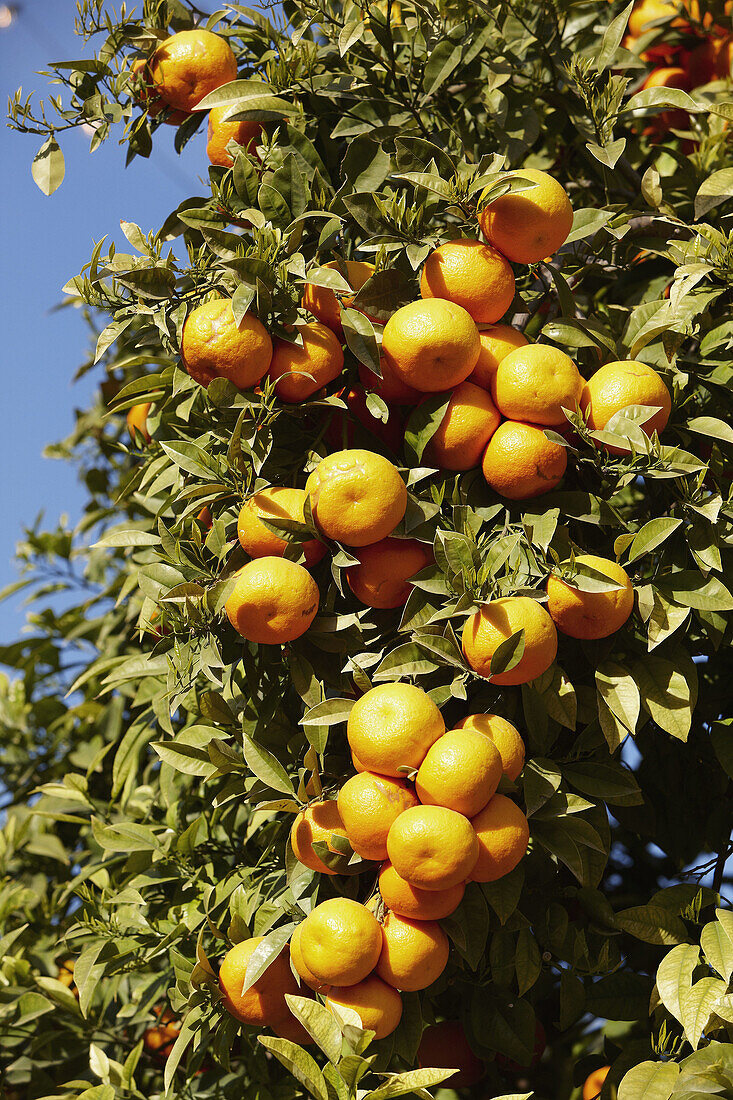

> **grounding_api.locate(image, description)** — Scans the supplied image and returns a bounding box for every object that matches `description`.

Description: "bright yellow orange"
[386,804,479,891]
[290,799,348,875]
[225,557,319,644]
[130,58,188,124]
[378,861,464,920]
[352,751,367,773]
[302,260,376,336]
[359,358,422,406]
[57,958,79,998]
[482,420,567,500]
[455,714,525,782]
[237,487,326,569]
[347,683,445,777]
[376,911,450,991]
[415,728,503,818]
[346,537,432,609]
[479,168,573,265]
[424,381,501,471]
[469,324,529,390]
[462,595,558,684]
[547,554,634,639]
[219,938,299,1025]
[381,299,481,393]
[268,322,344,403]
[470,794,530,882]
[493,344,583,426]
[628,0,678,37]
[181,299,272,390]
[326,975,402,1039]
[417,1021,486,1088]
[305,449,407,547]
[583,1065,611,1100]
[337,772,419,860]
[419,239,515,324]
[298,898,382,986]
[207,103,263,166]
[290,924,331,992]
[126,403,151,443]
[581,360,671,453]
[149,30,238,113]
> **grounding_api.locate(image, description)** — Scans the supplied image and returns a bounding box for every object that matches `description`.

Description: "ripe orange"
[628,0,678,37]
[482,420,567,499]
[298,898,382,986]
[130,59,188,124]
[346,537,432,609]
[479,168,573,265]
[197,505,213,530]
[302,260,375,336]
[376,911,450,991]
[462,595,558,684]
[415,727,503,818]
[547,554,634,639]
[337,772,419,860]
[143,1014,180,1058]
[207,104,263,166]
[181,299,272,390]
[305,449,407,547]
[381,299,481,393]
[225,557,319,644]
[149,30,238,113]
[359,358,422,406]
[424,381,501,470]
[581,360,671,453]
[57,958,79,997]
[219,938,299,1025]
[290,799,348,875]
[290,924,331,992]
[417,1021,486,1088]
[352,752,367,773]
[386,805,479,891]
[379,860,465,920]
[583,1065,611,1099]
[455,714,525,782]
[127,403,151,443]
[347,683,445,777]
[325,975,403,1039]
[470,794,530,882]
[419,239,515,324]
[268,322,345,403]
[469,324,529,391]
[493,344,583,426]
[237,487,326,569]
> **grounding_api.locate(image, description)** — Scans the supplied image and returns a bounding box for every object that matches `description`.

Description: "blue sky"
[0,0,211,640]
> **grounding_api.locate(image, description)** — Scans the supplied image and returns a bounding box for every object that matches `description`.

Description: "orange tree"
[3,1,733,1098]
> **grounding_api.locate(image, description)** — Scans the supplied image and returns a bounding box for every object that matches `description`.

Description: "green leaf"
[700,920,733,982]
[258,1036,331,1100]
[616,905,687,945]
[285,995,343,1065]
[679,977,727,1049]
[364,1068,458,1100]
[618,1061,679,1100]
[301,698,355,727]
[342,307,380,373]
[242,733,296,795]
[596,2,635,70]
[596,661,640,749]
[404,393,451,462]
[490,629,525,677]
[686,416,733,446]
[633,656,693,741]
[656,943,700,1022]
[32,136,65,195]
[627,518,682,563]
[694,169,733,220]
[515,927,541,996]
[243,927,294,993]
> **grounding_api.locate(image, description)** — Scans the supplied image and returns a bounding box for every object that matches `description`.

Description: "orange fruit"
[305,449,407,547]
[225,557,319,644]
[290,800,348,875]
[424,381,501,471]
[581,360,671,453]
[268,322,345,403]
[455,714,525,782]
[149,29,237,113]
[302,260,376,337]
[237,487,326,569]
[298,898,382,986]
[57,958,78,997]
[583,1065,611,1100]
[381,299,481,393]
[126,402,152,444]
[462,595,558,684]
[207,103,263,166]
[376,911,450,991]
[419,239,515,324]
[219,938,299,1025]
[378,861,464,920]
[359,358,422,406]
[469,324,529,391]
[290,924,331,992]
[493,344,583,426]
[130,59,188,124]
[143,1017,180,1058]
[386,805,479,891]
[181,299,272,390]
[482,420,567,499]
[479,168,573,265]
[325,975,402,1039]
[470,794,530,882]
[417,1021,486,1088]
[347,683,445,777]
[352,752,368,773]
[197,505,213,529]
[415,728,503,818]
[546,554,634,639]
[628,0,678,36]
[337,772,419,860]
[346,537,432,609]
